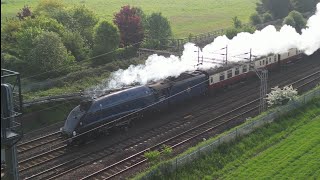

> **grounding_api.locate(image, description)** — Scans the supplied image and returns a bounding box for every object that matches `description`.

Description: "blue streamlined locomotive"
[61,71,208,138]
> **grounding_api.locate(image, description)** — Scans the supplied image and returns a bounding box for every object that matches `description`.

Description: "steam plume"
[87,3,320,97]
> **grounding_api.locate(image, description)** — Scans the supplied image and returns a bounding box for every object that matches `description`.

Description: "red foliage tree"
[17,5,33,20]
[113,5,144,47]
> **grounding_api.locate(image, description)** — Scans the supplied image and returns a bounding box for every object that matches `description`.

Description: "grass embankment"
[1,0,258,37]
[21,100,79,132]
[141,98,320,179]
[22,57,145,100]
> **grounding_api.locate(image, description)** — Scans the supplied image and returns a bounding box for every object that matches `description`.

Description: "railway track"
[22,120,195,180]
[18,58,319,179]
[79,70,320,180]
[18,144,67,173]
[17,131,61,154]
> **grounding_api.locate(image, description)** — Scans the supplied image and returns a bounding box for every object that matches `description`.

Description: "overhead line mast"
[248,49,268,113]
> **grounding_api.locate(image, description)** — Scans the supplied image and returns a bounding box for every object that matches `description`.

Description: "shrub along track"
[18,54,320,179]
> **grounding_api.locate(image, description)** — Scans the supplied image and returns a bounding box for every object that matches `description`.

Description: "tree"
[283,15,296,27]
[62,30,89,61]
[262,12,273,23]
[232,16,242,28]
[256,0,292,19]
[46,7,77,30]
[28,31,74,74]
[290,0,318,13]
[113,5,144,47]
[250,13,262,25]
[17,5,33,20]
[283,11,306,33]
[20,16,65,36]
[16,26,44,57]
[144,12,172,49]
[290,11,306,32]
[35,0,65,15]
[71,5,99,47]
[92,20,120,63]
[226,24,256,39]
[135,7,147,27]
[1,19,22,55]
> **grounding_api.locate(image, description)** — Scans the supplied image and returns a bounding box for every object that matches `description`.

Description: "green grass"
[143,99,320,179]
[1,0,258,37]
[224,116,320,179]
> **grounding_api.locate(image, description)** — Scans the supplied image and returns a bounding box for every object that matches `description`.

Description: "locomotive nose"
[62,106,85,137]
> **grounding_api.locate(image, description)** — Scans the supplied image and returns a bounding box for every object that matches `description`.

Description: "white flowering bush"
[266,85,298,107]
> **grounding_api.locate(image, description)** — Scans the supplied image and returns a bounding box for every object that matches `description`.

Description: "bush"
[262,12,273,23]
[27,31,74,77]
[266,85,298,107]
[226,28,239,39]
[241,25,256,34]
[250,13,262,25]
[144,150,161,164]
[162,145,173,158]
[62,30,89,61]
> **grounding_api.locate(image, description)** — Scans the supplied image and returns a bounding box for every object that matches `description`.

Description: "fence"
[140,87,320,179]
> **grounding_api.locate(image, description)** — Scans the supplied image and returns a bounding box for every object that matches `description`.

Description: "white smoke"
[88,3,320,97]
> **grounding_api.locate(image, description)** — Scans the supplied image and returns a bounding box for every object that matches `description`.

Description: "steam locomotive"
[61,48,304,140]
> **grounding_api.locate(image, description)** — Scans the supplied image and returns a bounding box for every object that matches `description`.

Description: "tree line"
[250,0,319,33]
[1,0,173,78]
[225,0,319,40]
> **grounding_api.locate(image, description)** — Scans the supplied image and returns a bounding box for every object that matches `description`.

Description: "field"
[1,0,258,37]
[159,99,320,179]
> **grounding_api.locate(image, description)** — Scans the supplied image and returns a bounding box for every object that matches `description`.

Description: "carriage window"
[227,70,232,79]
[210,77,214,84]
[243,65,247,73]
[274,55,277,62]
[219,73,225,81]
[235,67,239,75]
